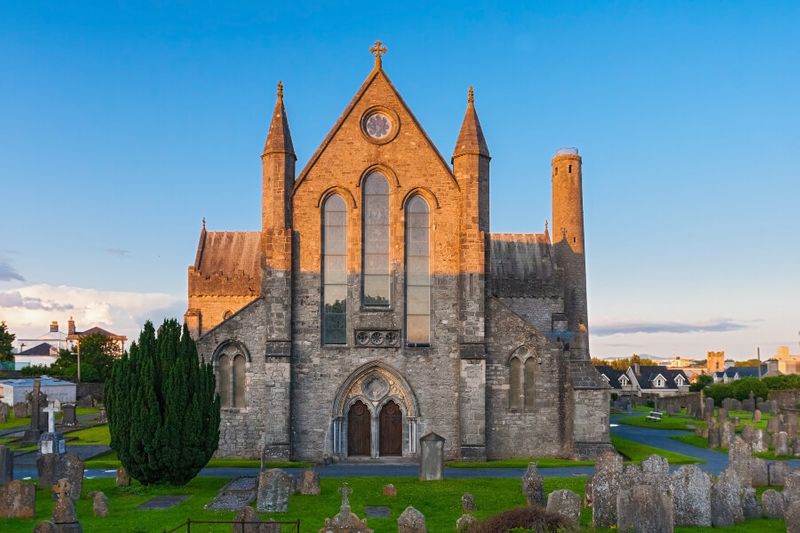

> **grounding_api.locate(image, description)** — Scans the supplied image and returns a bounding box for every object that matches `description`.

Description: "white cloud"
[0,284,183,344]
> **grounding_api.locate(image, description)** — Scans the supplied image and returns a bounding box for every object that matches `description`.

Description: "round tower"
[551,147,588,334]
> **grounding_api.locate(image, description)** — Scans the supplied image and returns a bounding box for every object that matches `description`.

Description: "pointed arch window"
[405,196,430,345]
[509,357,522,411]
[323,194,348,344]
[362,172,390,307]
[232,354,246,407]
[218,354,231,408]
[524,358,536,409]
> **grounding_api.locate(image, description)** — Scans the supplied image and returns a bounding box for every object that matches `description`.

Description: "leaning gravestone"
[545,489,581,526]
[522,462,545,507]
[728,437,753,487]
[670,464,711,527]
[0,445,13,484]
[52,478,82,532]
[761,489,785,518]
[397,506,427,533]
[711,469,743,526]
[256,469,292,513]
[419,432,445,481]
[617,484,673,533]
[0,479,35,518]
[591,450,623,528]
[90,491,109,517]
[205,476,257,511]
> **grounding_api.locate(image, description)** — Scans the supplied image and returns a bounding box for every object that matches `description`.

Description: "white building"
[0,376,76,406]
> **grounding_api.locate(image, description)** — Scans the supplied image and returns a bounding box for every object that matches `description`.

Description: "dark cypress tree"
[106,319,220,485]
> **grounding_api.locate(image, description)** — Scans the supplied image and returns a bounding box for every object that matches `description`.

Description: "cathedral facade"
[185,44,611,462]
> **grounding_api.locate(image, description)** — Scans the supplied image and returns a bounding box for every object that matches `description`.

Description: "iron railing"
[163,518,300,533]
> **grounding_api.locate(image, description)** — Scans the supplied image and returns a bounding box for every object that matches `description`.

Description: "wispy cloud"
[0,261,25,282]
[101,248,131,258]
[592,319,749,337]
[0,291,73,311]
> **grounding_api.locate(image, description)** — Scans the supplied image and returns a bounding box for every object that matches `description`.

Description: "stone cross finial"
[370,40,387,68]
[468,86,474,104]
[277,80,283,99]
[338,482,352,510]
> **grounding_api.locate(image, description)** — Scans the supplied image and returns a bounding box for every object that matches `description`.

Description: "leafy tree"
[734,358,761,367]
[690,374,713,391]
[0,322,15,362]
[706,377,769,405]
[105,319,220,485]
[762,375,800,390]
[46,336,120,382]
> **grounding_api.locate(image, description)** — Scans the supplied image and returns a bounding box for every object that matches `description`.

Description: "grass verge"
[612,435,703,464]
[85,449,311,470]
[448,457,594,468]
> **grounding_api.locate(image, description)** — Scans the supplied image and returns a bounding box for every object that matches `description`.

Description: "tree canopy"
[0,322,15,362]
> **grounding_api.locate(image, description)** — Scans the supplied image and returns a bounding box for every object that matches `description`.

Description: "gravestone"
[382,484,396,497]
[115,466,130,487]
[364,506,390,518]
[767,417,781,434]
[775,431,790,456]
[256,469,292,513]
[0,445,13,484]
[742,487,761,519]
[52,478,81,532]
[786,413,799,437]
[33,521,56,532]
[728,437,752,487]
[137,495,189,510]
[232,505,269,533]
[753,409,762,422]
[786,500,800,533]
[768,461,789,486]
[461,493,476,512]
[62,403,78,427]
[718,407,728,421]
[704,398,715,419]
[23,378,47,442]
[761,489,785,518]
[397,506,426,533]
[0,403,8,423]
[670,464,711,526]
[61,454,84,500]
[545,489,581,526]
[711,469,743,526]
[205,476,257,511]
[752,428,768,453]
[720,421,735,449]
[591,450,623,528]
[40,402,66,455]
[455,514,477,532]
[641,454,669,491]
[90,491,109,517]
[0,479,35,518]
[750,457,768,487]
[14,401,29,418]
[318,483,373,533]
[741,424,756,447]
[707,419,721,448]
[785,469,800,503]
[617,484,673,533]
[794,437,800,456]
[298,469,320,495]
[522,462,544,507]
[419,432,444,481]
[741,398,755,412]
[37,453,59,487]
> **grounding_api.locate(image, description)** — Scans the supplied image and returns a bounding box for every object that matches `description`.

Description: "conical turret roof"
[453,86,490,159]
[263,81,295,157]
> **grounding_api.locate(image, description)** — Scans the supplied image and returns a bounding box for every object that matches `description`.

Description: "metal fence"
[163,518,301,533]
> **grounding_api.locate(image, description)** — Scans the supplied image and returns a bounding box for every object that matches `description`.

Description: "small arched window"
[405,196,430,345]
[362,172,390,307]
[232,354,246,407]
[218,354,231,408]
[509,357,522,411]
[524,358,536,409]
[323,194,347,344]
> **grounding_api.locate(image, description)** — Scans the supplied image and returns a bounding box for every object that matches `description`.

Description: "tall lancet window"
[323,194,347,344]
[405,196,431,345]
[362,172,391,307]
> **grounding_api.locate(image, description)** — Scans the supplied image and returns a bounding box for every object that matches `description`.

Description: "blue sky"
[1,1,798,358]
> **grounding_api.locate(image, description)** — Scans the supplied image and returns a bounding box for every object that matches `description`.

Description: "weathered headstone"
[0,479,35,518]
[720,421,735,449]
[461,493,475,512]
[785,469,800,503]
[741,398,755,412]
[0,403,8,423]
[641,454,670,490]
[775,431,790,456]
[742,487,760,519]
[728,437,752,487]
[0,445,13,484]
[753,409,762,422]
[115,466,130,487]
[522,462,544,507]
[33,521,56,532]
[591,450,623,528]
[90,491,109,517]
[37,453,59,487]
[707,419,721,448]
[14,401,29,418]
[62,403,78,427]
[670,464,711,526]
[617,484,673,533]
[786,498,800,533]
[397,506,426,533]
[545,489,581,526]
[704,398,715,419]
[767,417,781,434]
[750,457,768,487]
[786,413,799,437]
[761,489,785,518]
[382,484,396,497]
[741,424,756,446]
[256,469,292,513]
[455,513,477,532]
[419,432,444,481]
[768,461,789,486]
[233,505,278,533]
[711,469,743,526]
[718,407,728,421]
[298,469,320,495]
[62,453,84,500]
[794,437,800,456]
[318,483,373,533]
[52,478,81,531]
[752,428,768,453]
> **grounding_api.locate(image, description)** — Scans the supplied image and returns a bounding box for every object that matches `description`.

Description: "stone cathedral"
[184,43,611,462]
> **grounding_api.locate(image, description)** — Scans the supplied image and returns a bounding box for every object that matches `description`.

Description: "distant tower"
[707,351,725,372]
[552,148,588,338]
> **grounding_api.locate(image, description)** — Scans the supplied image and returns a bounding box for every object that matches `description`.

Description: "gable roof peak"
[263,80,295,158]
[453,86,490,160]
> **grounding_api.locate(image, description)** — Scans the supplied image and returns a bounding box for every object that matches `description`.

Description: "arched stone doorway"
[331,361,419,459]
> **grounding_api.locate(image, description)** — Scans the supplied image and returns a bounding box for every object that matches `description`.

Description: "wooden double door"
[347,400,402,457]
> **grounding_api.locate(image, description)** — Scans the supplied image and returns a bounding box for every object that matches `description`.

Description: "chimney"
[633,362,641,376]
[68,317,76,335]
[50,321,59,333]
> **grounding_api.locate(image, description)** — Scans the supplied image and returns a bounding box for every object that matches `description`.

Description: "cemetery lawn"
[617,410,705,431]
[448,457,594,468]
[64,424,110,445]
[669,434,795,460]
[84,449,311,469]
[611,435,703,464]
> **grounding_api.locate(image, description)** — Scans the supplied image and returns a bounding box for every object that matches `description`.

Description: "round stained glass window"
[364,112,392,140]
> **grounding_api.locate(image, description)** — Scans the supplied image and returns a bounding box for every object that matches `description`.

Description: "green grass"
[612,435,703,465]
[448,457,594,468]
[0,436,38,452]
[64,424,110,445]
[670,434,713,449]
[669,434,797,461]
[84,449,312,470]
[617,411,705,431]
